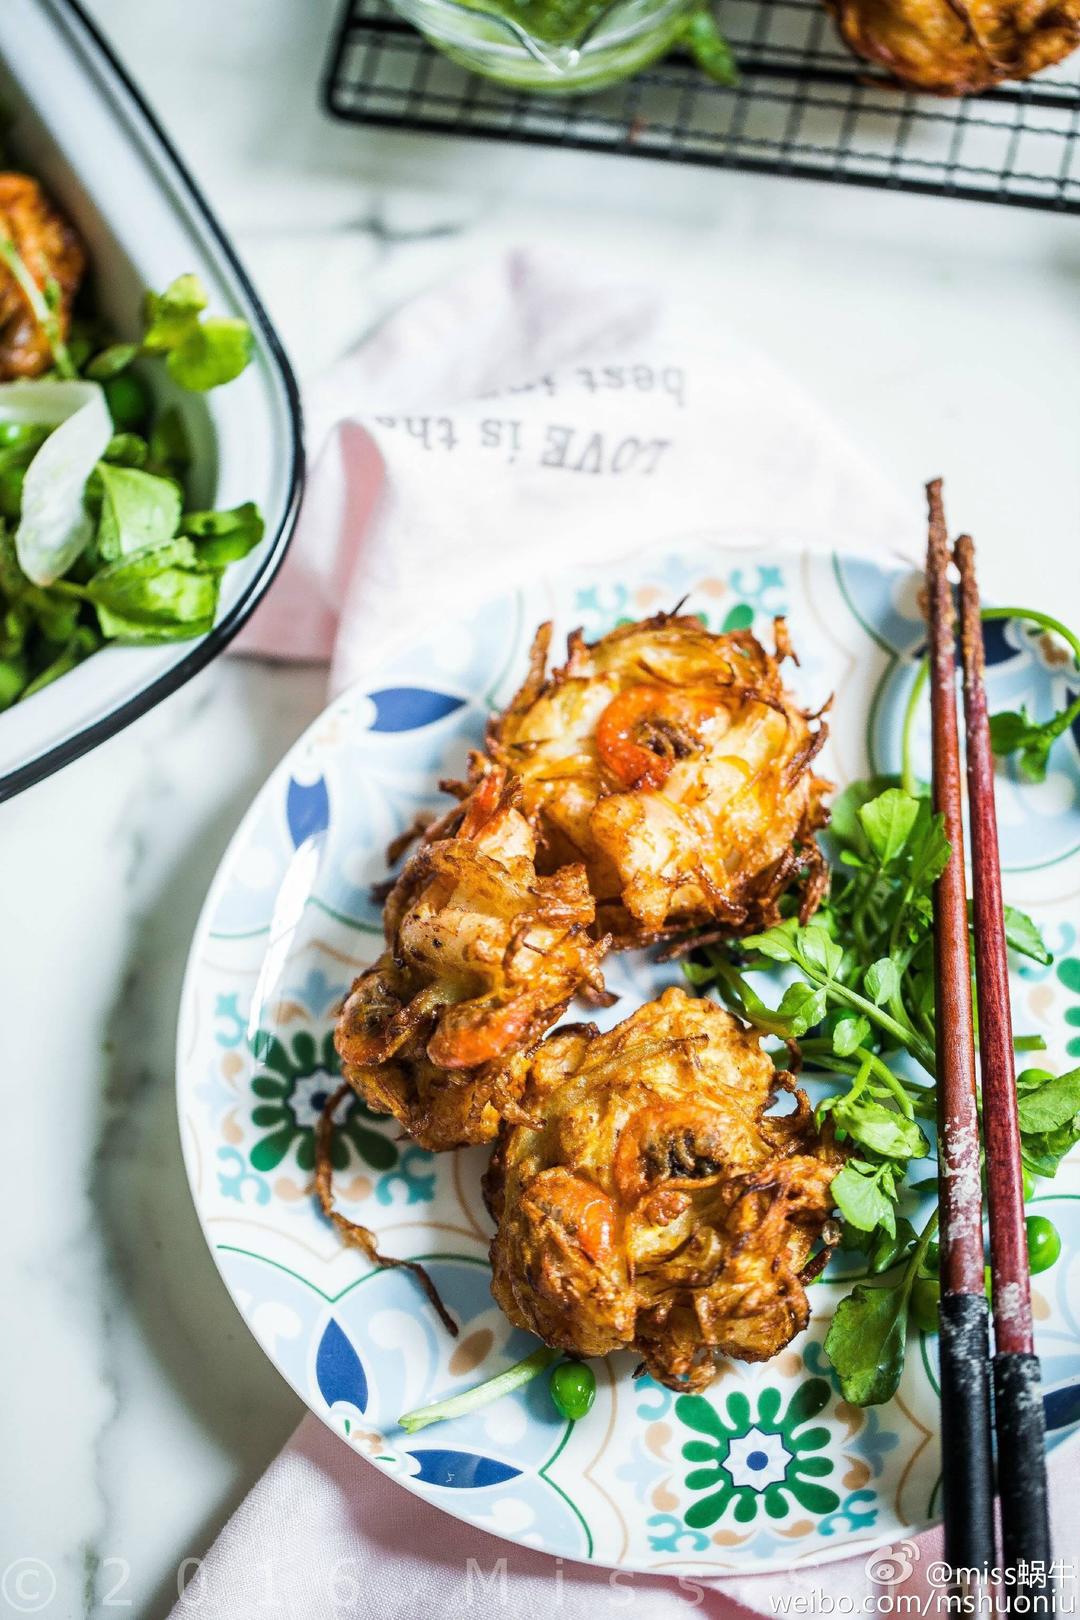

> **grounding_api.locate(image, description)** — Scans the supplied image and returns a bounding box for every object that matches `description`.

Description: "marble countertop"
[2,0,1079,1614]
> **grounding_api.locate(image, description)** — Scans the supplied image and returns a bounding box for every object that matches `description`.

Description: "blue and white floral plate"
[177,541,1080,1576]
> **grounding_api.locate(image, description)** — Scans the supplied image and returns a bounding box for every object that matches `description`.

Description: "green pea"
[1026,1215,1061,1275]
[104,371,151,432]
[910,1277,941,1334]
[1022,1166,1037,1203]
[549,1360,596,1421]
[1016,1068,1055,1090]
[0,421,43,449]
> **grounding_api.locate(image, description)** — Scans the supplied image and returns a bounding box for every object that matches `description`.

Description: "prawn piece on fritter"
[825,0,1080,93]
[489,613,830,948]
[334,760,609,1152]
[485,986,842,1390]
[0,174,86,379]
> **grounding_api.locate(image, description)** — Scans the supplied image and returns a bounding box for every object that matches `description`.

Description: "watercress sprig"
[89,273,254,394]
[901,606,1080,793]
[686,768,1078,1407]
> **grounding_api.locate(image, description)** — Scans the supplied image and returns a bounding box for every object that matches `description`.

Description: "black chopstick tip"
[938,1292,996,1575]
[994,1352,1052,1571]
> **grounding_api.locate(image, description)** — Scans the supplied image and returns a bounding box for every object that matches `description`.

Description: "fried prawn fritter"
[489,614,830,948]
[826,0,1080,92]
[0,174,86,379]
[334,762,609,1152]
[485,987,842,1390]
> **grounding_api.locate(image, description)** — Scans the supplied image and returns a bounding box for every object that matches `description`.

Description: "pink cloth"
[196,251,1077,1617]
[171,1414,1075,1618]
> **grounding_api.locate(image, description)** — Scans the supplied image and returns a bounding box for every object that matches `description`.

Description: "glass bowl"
[386,0,709,93]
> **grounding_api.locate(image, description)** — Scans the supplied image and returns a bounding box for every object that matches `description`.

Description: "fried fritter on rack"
[0,174,86,379]
[488,613,830,949]
[334,760,609,1152]
[825,0,1080,93]
[485,987,842,1390]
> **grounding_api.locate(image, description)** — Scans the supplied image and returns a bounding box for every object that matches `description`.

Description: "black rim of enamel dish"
[0,0,306,803]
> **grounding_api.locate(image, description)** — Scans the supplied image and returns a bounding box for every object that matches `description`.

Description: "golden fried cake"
[335,761,608,1152]
[485,987,842,1390]
[826,0,1080,93]
[0,174,86,379]
[489,613,830,947]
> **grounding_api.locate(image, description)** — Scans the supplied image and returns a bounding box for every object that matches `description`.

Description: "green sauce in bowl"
[386,0,735,92]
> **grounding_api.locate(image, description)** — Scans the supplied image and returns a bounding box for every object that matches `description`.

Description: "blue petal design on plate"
[1045,1379,1080,1433]
[286,775,330,847]
[367,687,466,733]
[982,618,1020,668]
[405,1449,521,1489]
[316,1318,368,1412]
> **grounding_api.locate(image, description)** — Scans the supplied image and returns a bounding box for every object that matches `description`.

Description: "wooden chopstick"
[925,480,996,1577]
[955,533,1052,1580]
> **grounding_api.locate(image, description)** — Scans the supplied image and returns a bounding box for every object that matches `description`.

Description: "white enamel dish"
[0,0,303,800]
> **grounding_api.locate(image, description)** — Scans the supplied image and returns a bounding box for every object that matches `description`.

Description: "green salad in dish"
[0,169,264,711]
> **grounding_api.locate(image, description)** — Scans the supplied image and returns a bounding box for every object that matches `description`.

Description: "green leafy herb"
[857,788,921,866]
[824,1212,938,1405]
[686,754,1068,1407]
[901,606,1080,788]
[830,1095,928,1161]
[82,536,220,642]
[1002,905,1054,967]
[182,501,264,566]
[142,274,208,348]
[832,1011,871,1056]
[994,702,1080,782]
[868,1216,917,1275]
[831,1161,900,1236]
[96,464,182,561]
[1016,1066,1080,1132]
[142,274,253,392]
[1013,1067,1080,1179]
[864,958,900,1007]
[86,342,140,381]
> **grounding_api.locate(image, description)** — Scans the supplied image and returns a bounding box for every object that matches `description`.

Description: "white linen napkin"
[182,250,1071,1618]
[234,247,914,681]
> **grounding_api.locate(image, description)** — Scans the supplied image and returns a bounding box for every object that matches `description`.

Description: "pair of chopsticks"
[925,480,1052,1585]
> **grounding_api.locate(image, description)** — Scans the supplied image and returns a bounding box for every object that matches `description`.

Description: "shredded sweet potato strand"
[315,1084,458,1336]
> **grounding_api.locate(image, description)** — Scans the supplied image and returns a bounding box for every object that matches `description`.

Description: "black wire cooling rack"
[324,0,1080,210]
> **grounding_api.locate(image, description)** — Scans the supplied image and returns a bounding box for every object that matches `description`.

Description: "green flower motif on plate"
[248,1028,398,1175]
[1058,956,1080,1059]
[676,1379,840,1527]
[720,603,754,632]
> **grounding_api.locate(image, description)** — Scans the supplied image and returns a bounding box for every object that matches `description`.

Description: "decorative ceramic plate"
[177,541,1080,1576]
